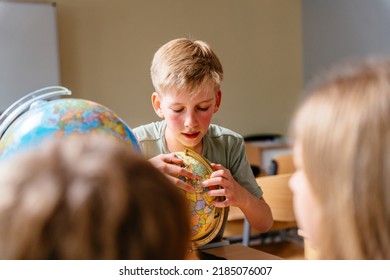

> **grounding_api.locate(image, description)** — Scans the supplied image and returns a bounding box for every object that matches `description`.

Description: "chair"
[269,153,295,175]
[257,174,295,222]
[241,173,299,246]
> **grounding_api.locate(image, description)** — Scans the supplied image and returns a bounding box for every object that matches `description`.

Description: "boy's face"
[152,86,221,153]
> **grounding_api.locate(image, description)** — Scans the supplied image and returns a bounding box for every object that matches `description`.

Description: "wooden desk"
[245,141,291,175]
[201,244,283,260]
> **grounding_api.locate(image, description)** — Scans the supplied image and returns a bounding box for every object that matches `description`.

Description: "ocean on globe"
[174,147,226,249]
[0,98,141,161]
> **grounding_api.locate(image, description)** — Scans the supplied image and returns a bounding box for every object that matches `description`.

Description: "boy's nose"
[184,113,198,127]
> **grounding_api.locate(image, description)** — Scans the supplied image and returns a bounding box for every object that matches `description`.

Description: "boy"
[133,38,273,237]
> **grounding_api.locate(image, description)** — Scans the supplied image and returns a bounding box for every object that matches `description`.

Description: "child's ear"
[214,90,222,113]
[151,92,164,118]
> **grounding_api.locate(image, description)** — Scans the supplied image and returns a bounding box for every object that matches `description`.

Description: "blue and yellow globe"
[0,88,140,161]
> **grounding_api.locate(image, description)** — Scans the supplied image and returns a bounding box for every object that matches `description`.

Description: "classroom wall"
[302,0,390,84]
[54,0,302,137]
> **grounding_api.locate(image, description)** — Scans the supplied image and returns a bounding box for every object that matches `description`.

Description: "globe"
[0,96,140,161]
[174,147,226,249]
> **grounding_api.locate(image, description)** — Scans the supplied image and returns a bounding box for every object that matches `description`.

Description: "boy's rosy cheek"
[166,114,181,122]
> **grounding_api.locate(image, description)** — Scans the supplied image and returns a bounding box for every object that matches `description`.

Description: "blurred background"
[2,0,390,137]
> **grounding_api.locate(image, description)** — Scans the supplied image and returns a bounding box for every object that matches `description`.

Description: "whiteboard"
[0,1,60,113]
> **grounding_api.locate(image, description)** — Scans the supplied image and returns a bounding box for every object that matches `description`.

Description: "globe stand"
[0,86,71,139]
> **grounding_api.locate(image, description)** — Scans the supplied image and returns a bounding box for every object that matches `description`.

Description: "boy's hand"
[149,153,196,193]
[201,163,246,207]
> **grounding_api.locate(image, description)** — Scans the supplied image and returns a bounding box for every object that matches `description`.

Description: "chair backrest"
[269,153,295,175]
[256,174,295,222]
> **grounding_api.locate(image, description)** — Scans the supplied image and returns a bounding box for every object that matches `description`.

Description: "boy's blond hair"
[151,38,224,95]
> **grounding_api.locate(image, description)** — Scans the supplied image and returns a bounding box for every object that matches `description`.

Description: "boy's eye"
[172,108,184,113]
[197,107,209,112]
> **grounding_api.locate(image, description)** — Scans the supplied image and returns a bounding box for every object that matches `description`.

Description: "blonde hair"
[0,135,190,259]
[151,38,223,95]
[290,57,390,259]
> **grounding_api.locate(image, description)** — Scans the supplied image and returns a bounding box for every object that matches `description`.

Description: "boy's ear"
[151,92,164,118]
[214,90,222,113]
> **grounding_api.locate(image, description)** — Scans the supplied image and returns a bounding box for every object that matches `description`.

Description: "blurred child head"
[289,57,390,259]
[0,135,190,259]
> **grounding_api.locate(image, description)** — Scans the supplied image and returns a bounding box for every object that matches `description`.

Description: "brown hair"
[0,135,190,259]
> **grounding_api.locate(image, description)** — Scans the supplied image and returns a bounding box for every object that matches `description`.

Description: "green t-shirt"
[133,120,262,198]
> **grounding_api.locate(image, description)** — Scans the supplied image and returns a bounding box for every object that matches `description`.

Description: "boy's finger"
[163,154,183,164]
[171,177,195,193]
[166,160,196,180]
[175,166,196,180]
